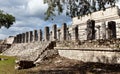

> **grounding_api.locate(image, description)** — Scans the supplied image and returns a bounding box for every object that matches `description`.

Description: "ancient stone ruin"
[1,6,120,68]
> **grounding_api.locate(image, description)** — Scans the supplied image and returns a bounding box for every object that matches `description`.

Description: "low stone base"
[56,47,120,64]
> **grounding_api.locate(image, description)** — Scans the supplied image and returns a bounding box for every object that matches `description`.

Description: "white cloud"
[26,0,48,16]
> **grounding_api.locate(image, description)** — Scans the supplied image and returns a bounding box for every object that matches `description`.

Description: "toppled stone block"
[15,60,35,69]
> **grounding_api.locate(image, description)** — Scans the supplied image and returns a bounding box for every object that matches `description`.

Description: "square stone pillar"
[22,33,25,43]
[25,32,29,43]
[107,21,116,39]
[19,34,22,43]
[101,22,106,39]
[38,29,42,41]
[52,24,57,41]
[71,25,79,41]
[86,19,95,40]
[44,26,49,41]
[13,36,17,43]
[28,31,33,42]
[33,30,38,42]
[61,23,67,41]
[57,29,61,41]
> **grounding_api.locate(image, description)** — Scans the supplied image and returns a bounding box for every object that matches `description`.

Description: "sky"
[0,0,120,40]
[0,0,71,40]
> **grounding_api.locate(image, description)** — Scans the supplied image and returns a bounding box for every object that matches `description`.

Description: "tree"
[0,10,15,28]
[44,0,118,20]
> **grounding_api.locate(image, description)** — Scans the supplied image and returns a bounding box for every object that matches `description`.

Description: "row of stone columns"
[14,20,117,43]
[86,20,117,40]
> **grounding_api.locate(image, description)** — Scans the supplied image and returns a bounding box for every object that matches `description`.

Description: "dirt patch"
[20,55,120,74]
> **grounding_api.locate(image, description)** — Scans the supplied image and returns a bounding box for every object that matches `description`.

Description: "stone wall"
[55,39,120,64]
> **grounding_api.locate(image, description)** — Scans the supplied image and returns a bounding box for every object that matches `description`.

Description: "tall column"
[52,24,57,41]
[33,30,38,42]
[71,25,79,41]
[107,21,116,39]
[101,22,106,39]
[44,26,49,41]
[22,33,25,43]
[25,32,29,43]
[61,23,67,41]
[19,34,22,43]
[86,19,95,40]
[28,31,33,42]
[13,36,17,43]
[57,29,61,41]
[38,29,42,41]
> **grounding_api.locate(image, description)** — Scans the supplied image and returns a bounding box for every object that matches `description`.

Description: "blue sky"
[0,0,120,40]
[0,0,71,40]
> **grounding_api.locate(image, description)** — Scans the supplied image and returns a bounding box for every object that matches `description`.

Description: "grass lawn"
[0,55,29,74]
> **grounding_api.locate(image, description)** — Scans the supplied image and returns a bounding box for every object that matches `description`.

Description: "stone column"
[25,32,29,43]
[22,33,25,43]
[101,22,106,39]
[86,19,95,40]
[28,31,33,42]
[107,21,116,39]
[38,29,42,41]
[61,23,67,41]
[52,24,57,41]
[33,30,38,42]
[44,26,49,41]
[19,34,22,43]
[16,35,19,43]
[71,25,79,41]
[57,29,61,41]
[13,36,17,43]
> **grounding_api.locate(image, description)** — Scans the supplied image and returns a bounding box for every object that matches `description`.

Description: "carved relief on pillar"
[86,19,95,40]
[107,21,116,39]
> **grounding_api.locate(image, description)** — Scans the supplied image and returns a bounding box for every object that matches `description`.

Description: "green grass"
[0,55,29,74]
[0,55,16,74]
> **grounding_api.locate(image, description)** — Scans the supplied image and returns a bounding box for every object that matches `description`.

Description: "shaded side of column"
[44,26,49,41]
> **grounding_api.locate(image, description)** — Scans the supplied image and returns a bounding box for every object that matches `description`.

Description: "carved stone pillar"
[86,19,95,40]
[33,30,38,42]
[38,29,42,41]
[44,26,49,41]
[61,23,67,41]
[107,21,116,39]
[25,32,29,43]
[52,24,57,41]
[71,25,79,41]
[101,22,106,39]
